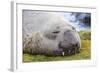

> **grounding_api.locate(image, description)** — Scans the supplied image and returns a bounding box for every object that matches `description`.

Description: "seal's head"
[42,18,81,55]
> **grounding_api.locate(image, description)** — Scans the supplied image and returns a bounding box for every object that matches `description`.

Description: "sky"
[58,12,91,31]
[23,10,91,32]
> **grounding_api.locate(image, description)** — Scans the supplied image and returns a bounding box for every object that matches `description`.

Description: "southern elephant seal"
[23,11,81,56]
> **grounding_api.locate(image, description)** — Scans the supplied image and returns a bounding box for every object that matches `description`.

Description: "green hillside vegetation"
[23,31,91,62]
[79,31,91,40]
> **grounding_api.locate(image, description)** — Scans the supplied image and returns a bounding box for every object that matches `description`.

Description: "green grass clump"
[23,31,91,62]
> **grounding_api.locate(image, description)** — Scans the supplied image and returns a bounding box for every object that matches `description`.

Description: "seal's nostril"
[75,43,80,53]
[58,42,63,49]
[76,42,80,48]
[75,43,78,47]
[74,43,78,49]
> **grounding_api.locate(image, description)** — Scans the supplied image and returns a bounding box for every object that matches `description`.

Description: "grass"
[23,39,91,62]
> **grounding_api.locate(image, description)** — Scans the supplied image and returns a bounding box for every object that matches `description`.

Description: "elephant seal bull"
[23,11,81,56]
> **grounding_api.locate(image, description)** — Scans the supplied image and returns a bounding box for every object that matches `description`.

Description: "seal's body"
[23,11,81,56]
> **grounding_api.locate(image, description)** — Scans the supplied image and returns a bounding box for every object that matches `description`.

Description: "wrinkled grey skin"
[23,11,81,56]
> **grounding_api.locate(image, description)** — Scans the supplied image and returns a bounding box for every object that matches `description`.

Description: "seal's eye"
[52,31,60,34]
[72,27,76,30]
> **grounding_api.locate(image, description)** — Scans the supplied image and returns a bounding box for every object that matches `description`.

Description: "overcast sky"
[58,12,91,31]
[23,10,91,31]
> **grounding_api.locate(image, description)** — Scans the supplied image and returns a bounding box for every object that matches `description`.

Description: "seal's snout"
[57,29,81,55]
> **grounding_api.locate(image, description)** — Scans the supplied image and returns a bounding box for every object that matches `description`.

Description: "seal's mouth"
[51,47,80,56]
[50,41,80,56]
